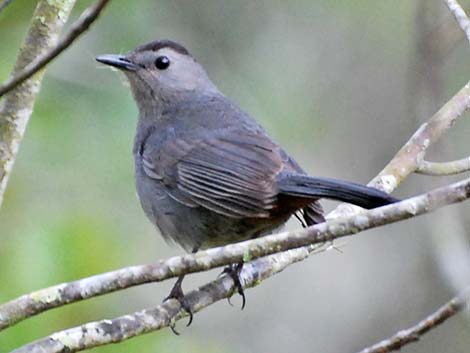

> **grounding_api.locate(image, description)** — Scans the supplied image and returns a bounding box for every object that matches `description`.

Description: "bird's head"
[96,40,218,114]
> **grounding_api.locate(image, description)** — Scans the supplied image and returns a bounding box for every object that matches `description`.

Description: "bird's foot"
[164,276,193,335]
[222,262,246,309]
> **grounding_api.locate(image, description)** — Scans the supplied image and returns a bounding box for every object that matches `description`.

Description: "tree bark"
[0,0,76,206]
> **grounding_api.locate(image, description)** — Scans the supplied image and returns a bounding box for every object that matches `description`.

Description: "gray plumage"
[96,40,397,252]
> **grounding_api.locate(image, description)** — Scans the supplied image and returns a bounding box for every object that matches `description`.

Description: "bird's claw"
[164,279,193,334]
[223,263,246,310]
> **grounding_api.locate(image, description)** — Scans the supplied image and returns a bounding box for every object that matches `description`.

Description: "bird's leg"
[164,275,192,334]
[164,247,198,334]
[222,262,246,309]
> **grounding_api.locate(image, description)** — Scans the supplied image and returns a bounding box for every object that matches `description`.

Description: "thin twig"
[416,157,470,175]
[0,0,111,209]
[370,82,470,191]
[0,0,13,13]
[0,1,77,207]
[357,286,470,353]
[445,0,470,44]
[6,178,470,352]
[329,80,470,219]
[0,0,111,97]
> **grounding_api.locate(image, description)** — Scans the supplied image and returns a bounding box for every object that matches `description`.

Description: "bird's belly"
[135,170,288,251]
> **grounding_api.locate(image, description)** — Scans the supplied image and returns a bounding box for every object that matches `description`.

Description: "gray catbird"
[96,39,398,323]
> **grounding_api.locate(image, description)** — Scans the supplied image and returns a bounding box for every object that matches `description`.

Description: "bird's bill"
[95,54,139,71]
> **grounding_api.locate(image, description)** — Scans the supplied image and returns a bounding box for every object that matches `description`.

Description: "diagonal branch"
[10,251,311,353]
[0,1,77,208]
[416,156,470,175]
[4,5,470,347]
[1,177,470,332]
[369,82,470,192]
[7,178,470,352]
[0,0,111,98]
[357,286,470,353]
[1,2,468,353]
[445,0,470,44]
[328,79,470,219]
[2,76,470,350]
[0,0,110,208]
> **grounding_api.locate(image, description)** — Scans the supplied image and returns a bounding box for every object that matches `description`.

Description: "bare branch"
[329,80,470,219]
[357,286,470,353]
[10,252,312,353]
[370,82,470,191]
[3,8,470,350]
[6,178,470,352]
[0,1,77,208]
[2,75,470,350]
[0,0,111,208]
[0,0,110,98]
[416,157,470,175]
[445,0,470,44]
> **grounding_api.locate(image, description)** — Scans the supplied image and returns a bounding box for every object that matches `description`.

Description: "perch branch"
[357,286,470,353]
[4,14,470,350]
[10,251,311,353]
[7,178,470,352]
[0,0,77,207]
[3,76,470,350]
[416,157,470,175]
[445,0,470,44]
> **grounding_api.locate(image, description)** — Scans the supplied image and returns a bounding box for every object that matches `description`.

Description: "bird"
[96,39,398,327]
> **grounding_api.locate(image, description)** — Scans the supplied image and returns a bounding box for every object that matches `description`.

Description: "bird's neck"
[136,89,222,120]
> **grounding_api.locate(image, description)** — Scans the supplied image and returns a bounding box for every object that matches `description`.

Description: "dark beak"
[95,54,139,71]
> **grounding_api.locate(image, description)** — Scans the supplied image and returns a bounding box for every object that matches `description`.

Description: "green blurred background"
[0,1,469,352]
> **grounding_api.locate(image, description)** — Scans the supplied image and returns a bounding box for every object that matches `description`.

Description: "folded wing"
[142,130,286,218]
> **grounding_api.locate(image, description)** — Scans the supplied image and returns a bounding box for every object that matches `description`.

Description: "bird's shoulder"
[164,93,264,131]
[142,124,282,173]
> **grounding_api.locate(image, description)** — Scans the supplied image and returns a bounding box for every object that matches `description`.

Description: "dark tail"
[277,174,399,209]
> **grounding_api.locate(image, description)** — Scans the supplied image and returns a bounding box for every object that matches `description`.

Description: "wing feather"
[142,130,284,218]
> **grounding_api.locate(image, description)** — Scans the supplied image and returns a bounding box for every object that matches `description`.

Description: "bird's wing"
[142,130,285,218]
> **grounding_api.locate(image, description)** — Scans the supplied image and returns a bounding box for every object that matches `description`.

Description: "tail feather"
[278,174,398,209]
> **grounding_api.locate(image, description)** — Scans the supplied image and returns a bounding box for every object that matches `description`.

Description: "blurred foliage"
[0,1,469,352]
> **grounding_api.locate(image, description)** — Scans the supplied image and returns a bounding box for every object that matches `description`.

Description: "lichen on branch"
[0,0,76,207]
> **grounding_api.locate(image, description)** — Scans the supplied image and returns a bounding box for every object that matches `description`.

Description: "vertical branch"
[0,0,76,207]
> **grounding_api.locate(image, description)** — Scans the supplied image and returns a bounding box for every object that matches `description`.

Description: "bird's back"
[132,93,321,250]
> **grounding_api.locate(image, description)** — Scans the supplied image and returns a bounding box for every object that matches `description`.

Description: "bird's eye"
[155,56,170,70]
